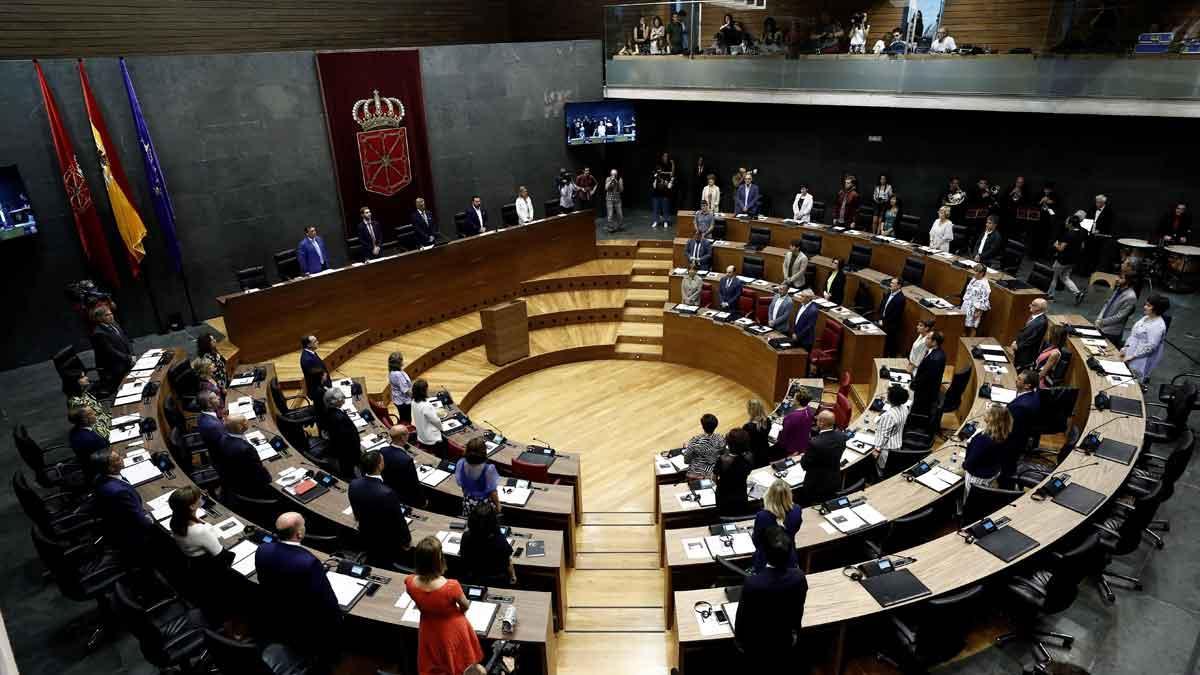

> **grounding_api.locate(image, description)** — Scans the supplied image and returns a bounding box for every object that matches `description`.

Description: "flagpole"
[177,265,200,326]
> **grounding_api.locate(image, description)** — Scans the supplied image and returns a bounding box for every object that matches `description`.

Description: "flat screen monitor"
[0,165,38,242]
[565,101,636,146]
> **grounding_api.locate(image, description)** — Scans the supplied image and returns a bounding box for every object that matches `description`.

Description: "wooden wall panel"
[939,0,1057,53]
[0,0,511,57]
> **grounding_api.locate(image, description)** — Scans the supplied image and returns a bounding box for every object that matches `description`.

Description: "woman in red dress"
[405,536,484,675]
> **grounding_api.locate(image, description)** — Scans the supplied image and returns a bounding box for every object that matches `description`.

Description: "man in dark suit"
[196,391,225,455]
[971,215,1004,266]
[717,265,744,312]
[300,335,331,415]
[460,195,488,237]
[685,229,713,271]
[254,512,341,656]
[411,197,438,246]
[792,290,819,350]
[296,225,330,275]
[214,416,273,501]
[380,426,422,506]
[1009,298,1048,371]
[91,449,153,558]
[355,206,383,261]
[734,172,761,216]
[1092,194,1114,235]
[800,410,845,505]
[1004,370,1042,486]
[89,305,134,394]
[348,451,413,569]
[68,407,108,467]
[878,278,906,357]
[911,331,947,427]
[734,526,808,669]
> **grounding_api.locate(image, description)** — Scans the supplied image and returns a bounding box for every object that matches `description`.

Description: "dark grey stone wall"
[0,40,603,370]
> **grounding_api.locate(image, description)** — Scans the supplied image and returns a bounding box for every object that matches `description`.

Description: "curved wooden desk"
[671,318,1145,674]
[109,352,559,674]
[677,211,1044,344]
[219,211,598,362]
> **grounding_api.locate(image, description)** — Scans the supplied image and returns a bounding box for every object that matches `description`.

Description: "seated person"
[733,526,809,670]
[752,479,803,572]
[714,428,755,517]
[459,501,516,587]
[931,27,957,53]
[683,413,725,480]
[68,406,109,467]
[1158,201,1191,245]
[349,450,413,569]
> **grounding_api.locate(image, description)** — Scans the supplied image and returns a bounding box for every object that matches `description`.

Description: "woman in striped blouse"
[683,413,725,480]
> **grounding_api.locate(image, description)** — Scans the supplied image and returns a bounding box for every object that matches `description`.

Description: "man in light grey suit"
[766,285,793,332]
[1095,272,1139,348]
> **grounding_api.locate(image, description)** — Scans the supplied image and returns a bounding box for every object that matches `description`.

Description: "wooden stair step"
[621,306,665,323]
[616,321,664,338]
[635,248,672,260]
[574,551,661,570]
[564,569,664,607]
[564,607,666,633]
[632,259,672,275]
[637,239,674,249]
[613,343,664,360]
[555,634,674,672]
[578,512,657,526]
[629,274,669,288]
[626,288,669,302]
[576,524,659,553]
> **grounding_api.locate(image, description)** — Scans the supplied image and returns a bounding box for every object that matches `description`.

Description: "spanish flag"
[78,60,146,276]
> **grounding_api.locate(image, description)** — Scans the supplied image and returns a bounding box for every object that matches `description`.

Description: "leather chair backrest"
[544,199,561,217]
[273,249,299,281]
[501,203,518,226]
[749,226,771,247]
[801,233,822,256]
[849,244,872,270]
[742,256,765,279]
[236,266,267,291]
[1027,263,1054,292]
[902,257,926,286]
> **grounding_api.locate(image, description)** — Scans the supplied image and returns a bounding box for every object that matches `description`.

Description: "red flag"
[79,60,147,278]
[34,60,121,288]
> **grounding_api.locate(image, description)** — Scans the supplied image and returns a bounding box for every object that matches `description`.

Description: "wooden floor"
[469,360,758,674]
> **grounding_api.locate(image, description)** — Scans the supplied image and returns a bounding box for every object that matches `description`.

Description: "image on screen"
[0,165,38,242]
[566,101,636,146]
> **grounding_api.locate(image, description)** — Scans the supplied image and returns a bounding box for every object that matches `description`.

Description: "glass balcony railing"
[603,1,1200,103]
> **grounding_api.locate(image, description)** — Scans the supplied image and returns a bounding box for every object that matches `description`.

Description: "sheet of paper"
[988,387,1017,404]
[1074,327,1103,337]
[916,471,952,492]
[233,554,257,576]
[655,459,675,475]
[1105,374,1134,387]
[723,601,740,629]
[1082,338,1109,348]
[416,464,451,487]
[824,506,866,533]
[768,422,783,443]
[441,418,463,432]
[465,601,498,634]
[325,571,368,608]
[394,591,412,610]
[435,531,463,556]
[113,393,142,407]
[675,488,715,509]
[120,460,162,485]
[123,449,151,466]
[983,353,1008,363]
[669,454,689,471]
[682,537,711,560]
[1097,359,1132,376]
[111,413,141,427]
[979,343,1005,352]
[780,464,806,487]
[109,424,142,444]
[229,539,257,564]
[146,489,175,512]
[229,375,255,388]
[698,613,732,636]
[499,486,532,506]
[929,466,963,485]
[852,503,886,526]
[818,521,838,535]
[401,603,422,624]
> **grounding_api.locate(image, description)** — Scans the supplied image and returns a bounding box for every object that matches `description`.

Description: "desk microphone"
[483,420,507,442]
[1054,459,1102,475]
[1079,415,1133,451]
[531,437,557,453]
[1092,377,1136,410]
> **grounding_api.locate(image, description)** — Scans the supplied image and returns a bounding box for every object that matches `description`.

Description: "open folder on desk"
[987,387,1017,404]
[499,485,532,507]
[915,466,962,492]
[245,431,279,461]
[120,460,162,486]
[325,571,369,611]
[1095,359,1132,377]
[435,531,462,555]
[704,532,754,557]
[676,488,716,509]
[416,464,451,487]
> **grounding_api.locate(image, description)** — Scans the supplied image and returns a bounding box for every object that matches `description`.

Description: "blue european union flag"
[120,57,182,272]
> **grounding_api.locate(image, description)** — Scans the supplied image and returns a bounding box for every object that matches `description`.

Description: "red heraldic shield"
[357,127,411,197]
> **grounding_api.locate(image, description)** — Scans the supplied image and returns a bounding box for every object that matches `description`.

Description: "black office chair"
[269,377,317,426]
[863,505,937,556]
[53,345,100,388]
[901,257,926,286]
[748,226,771,250]
[393,223,416,251]
[1092,484,1164,602]
[1027,263,1054,292]
[168,359,201,412]
[12,472,95,542]
[31,524,126,650]
[344,236,363,263]
[835,477,866,498]
[850,283,874,319]
[202,629,280,675]
[872,447,930,483]
[811,200,826,223]
[800,233,822,256]
[876,583,987,673]
[950,225,969,255]
[225,488,285,528]
[711,217,727,240]
[236,266,267,291]
[453,212,467,237]
[940,366,972,414]
[957,483,1024,526]
[742,256,765,279]
[848,244,872,271]
[273,249,300,281]
[1142,385,1197,449]
[1016,426,1082,488]
[1001,238,1026,275]
[1157,374,1200,412]
[1036,386,1078,436]
[161,405,221,494]
[113,572,208,672]
[897,215,921,242]
[12,424,86,491]
[544,199,562,217]
[996,533,1102,672]
[854,205,874,231]
[501,203,519,227]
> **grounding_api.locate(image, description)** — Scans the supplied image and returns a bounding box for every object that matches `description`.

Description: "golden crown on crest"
[352,90,405,131]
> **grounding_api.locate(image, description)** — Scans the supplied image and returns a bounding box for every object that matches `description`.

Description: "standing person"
[878,277,906,356]
[1005,371,1041,474]
[650,152,675,229]
[1095,272,1139,347]
[634,16,651,54]
[666,11,685,54]
[683,414,725,480]
[89,305,134,393]
[823,258,846,304]
[1050,214,1085,304]
[574,167,597,211]
[681,264,704,306]
[929,206,955,252]
[742,399,773,467]
[388,352,413,423]
[168,485,234,616]
[960,264,991,337]
[685,228,713,270]
[1010,299,1049,371]
[972,215,1004,266]
[792,185,813,223]
[1158,202,1191,245]
[734,527,809,671]
[514,186,535,224]
[604,169,625,233]
[411,379,448,455]
[454,437,501,517]
[320,390,361,480]
[776,388,815,457]
[300,334,331,415]
[1035,324,1068,389]
[253,513,341,660]
[411,197,438,247]
[783,239,808,289]
[380,426,422,506]
[715,428,754,517]
[880,195,902,237]
[832,176,860,228]
[719,14,738,53]
[701,174,721,213]
[800,410,845,505]
[649,16,667,54]
[460,196,489,237]
[296,225,330,274]
[558,175,576,214]
[1120,294,1170,383]
[91,449,154,558]
[460,501,516,587]
[1091,194,1115,236]
[767,285,793,333]
[693,200,715,238]
[196,333,228,390]
[939,177,967,224]
[963,405,1011,493]
[64,371,110,440]
[735,172,761,217]
[910,331,946,427]
[349,450,413,569]
[1033,182,1059,261]
[909,318,934,368]
[356,206,383,260]
[792,290,819,350]
[404,537,485,675]
[193,358,225,407]
[873,384,911,476]
[871,174,893,233]
[751,479,803,571]
[718,266,744,311]
[848,12,870,53]
[68,407,108,468]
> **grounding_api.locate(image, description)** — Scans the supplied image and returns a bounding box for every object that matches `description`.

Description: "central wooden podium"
[481,299,530,366]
